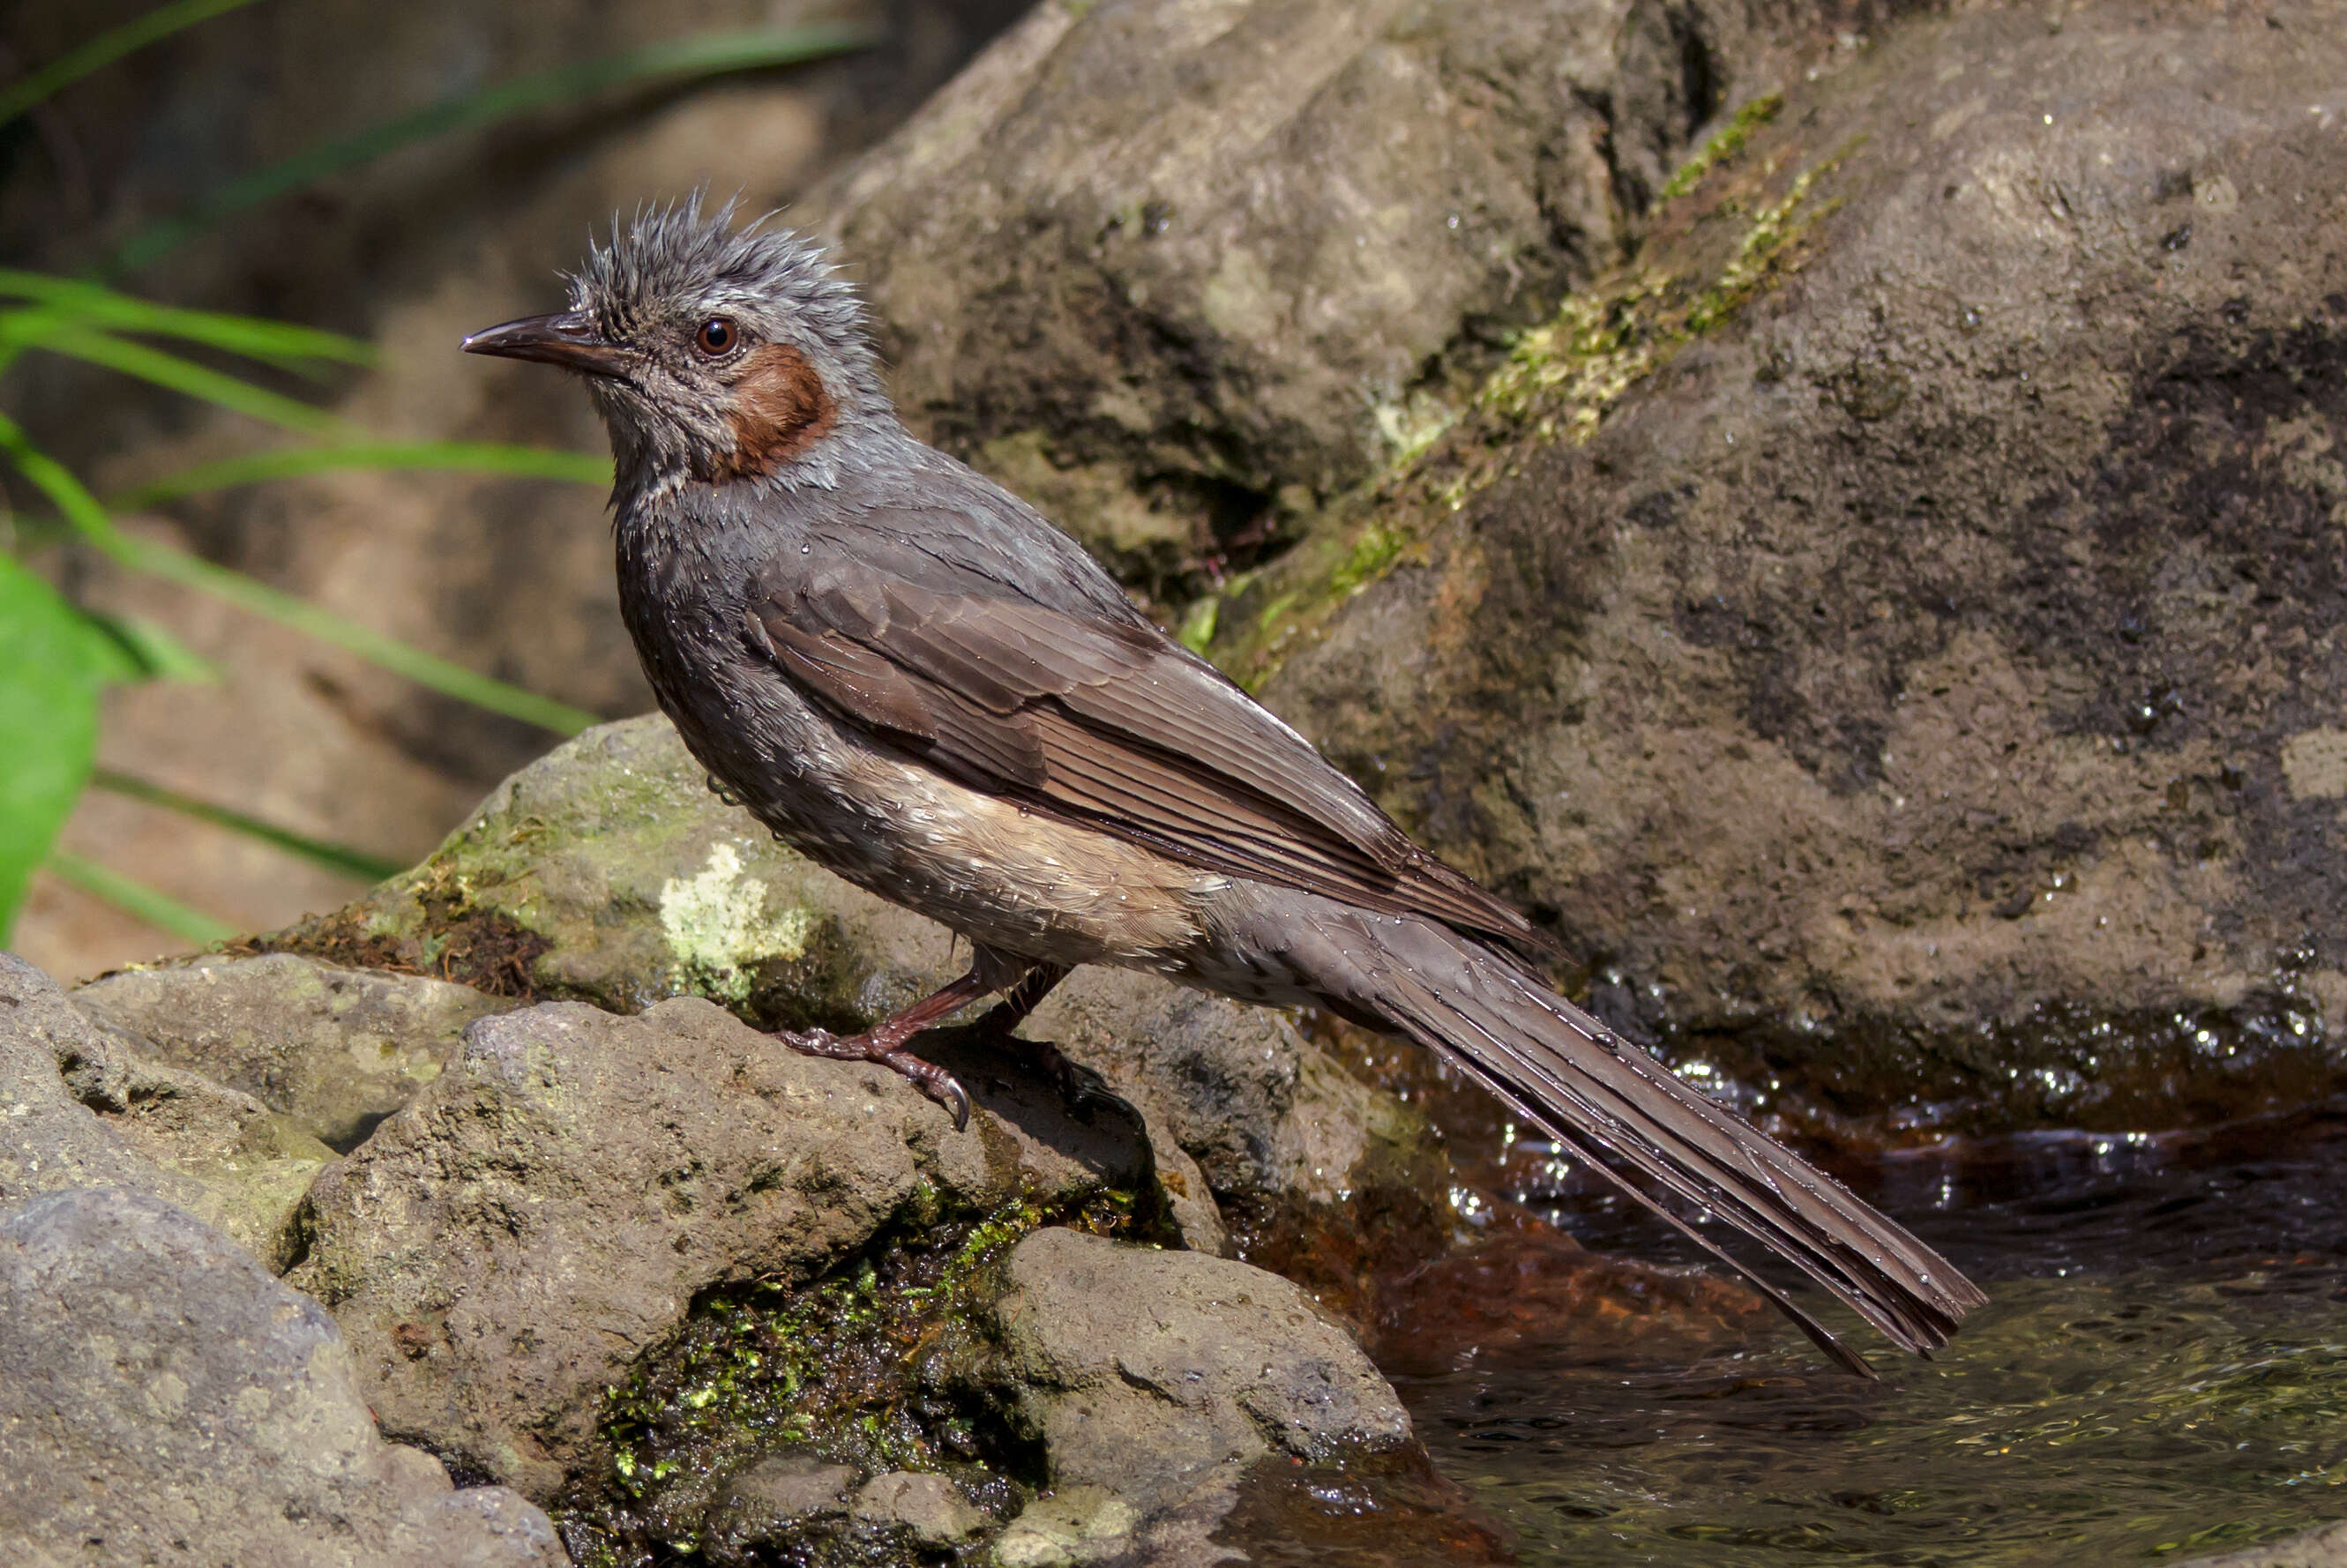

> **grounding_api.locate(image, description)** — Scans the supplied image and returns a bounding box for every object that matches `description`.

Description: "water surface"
[1400,1108,2347,1565]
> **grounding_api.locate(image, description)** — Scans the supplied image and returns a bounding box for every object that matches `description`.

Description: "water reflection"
[1398,1104,2347,1565]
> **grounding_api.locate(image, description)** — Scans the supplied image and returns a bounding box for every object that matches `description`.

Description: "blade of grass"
[0,413,599,735]
[113,23,878,274]
[91,767,403,882]
[111,440,609,508]
[45,850,236,945]
[0,0,268,131]
[5,322,351,435]
[0,273,376,367]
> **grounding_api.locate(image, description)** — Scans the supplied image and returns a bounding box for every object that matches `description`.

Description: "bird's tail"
[1241,895,1986,1374]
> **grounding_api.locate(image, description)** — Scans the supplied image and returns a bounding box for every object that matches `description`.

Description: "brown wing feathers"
[750,575,1539,948]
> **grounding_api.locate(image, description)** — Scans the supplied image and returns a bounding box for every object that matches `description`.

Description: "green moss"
[1327,525,1407,599]
[1656,91,1783,203]
[560,1183,1148,1567]
[1207,146,1843,690]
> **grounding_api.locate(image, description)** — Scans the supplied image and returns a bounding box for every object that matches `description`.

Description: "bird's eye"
[696,317,736,355]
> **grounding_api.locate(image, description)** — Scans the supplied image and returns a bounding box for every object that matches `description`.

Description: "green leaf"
[110,440,609,509]
[43,852,236,946]
[0,0,267,132]
[78,611,219,683]
[0,555,114,941]
[0,414,598,736]
[113,23,879,274]
[90,768,401,883]
[0,274,375,368]
[2,321,349,435]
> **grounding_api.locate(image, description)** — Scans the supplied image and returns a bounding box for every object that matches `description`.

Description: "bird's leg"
[774,966,1005,1131]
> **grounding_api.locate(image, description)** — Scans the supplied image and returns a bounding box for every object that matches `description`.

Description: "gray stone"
[990,1485,1140,1568]
[0,1186,563,1568]
[980,1228,1412,1525]
[286,993,1170,1500]
[853,1470,990,1548]
[702,1452,860,1564]
[806,0,1841,593]
[1205,0,2347,1136]
[0,953,333,1270]
[2179,1523,2347,1568]
[75,952,516,1152]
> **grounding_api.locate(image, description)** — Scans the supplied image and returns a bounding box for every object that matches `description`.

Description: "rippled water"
[1399,1108,2347,1565]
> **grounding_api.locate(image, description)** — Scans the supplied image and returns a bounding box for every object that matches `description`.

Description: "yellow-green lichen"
[657,842,815,1002]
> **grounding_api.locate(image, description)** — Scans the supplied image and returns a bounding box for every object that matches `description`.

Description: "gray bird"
[463,199,1983,1374]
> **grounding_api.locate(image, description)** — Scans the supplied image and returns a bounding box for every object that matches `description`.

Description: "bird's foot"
[773,1027,972,1132]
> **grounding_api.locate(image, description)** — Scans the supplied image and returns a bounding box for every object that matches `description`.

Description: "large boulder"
[284,993,1163,1501]
[0,1185,563,1568]
[280,993,1471,1564]
[1192,0,2347,1140]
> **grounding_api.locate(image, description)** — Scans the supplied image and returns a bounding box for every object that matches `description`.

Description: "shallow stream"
[1400,1107,2347,1565]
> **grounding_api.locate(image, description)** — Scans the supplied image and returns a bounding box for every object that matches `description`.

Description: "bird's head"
[463,198,892,494]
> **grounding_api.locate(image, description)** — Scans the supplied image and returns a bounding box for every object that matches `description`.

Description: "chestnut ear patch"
[711,343,837,480]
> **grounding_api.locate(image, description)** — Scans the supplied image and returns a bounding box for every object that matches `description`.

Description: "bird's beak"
[460,311,632,379]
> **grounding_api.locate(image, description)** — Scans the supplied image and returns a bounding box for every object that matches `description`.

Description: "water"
[1395,1107,2347,1566]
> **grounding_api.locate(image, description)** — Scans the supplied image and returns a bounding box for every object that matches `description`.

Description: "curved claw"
[930,1071,972,1133]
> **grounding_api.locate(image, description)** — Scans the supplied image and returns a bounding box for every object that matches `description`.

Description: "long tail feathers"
[1305,910,1987,1374]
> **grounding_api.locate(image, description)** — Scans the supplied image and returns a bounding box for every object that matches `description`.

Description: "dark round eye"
[695,317,736,355]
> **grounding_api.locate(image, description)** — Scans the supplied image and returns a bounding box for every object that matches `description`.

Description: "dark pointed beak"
[460,311,632,379]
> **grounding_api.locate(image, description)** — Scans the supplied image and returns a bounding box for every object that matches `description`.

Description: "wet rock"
[0,953,333,1269]
[74,952,514,1152]
[0,1186,562,1568]
[287,992,1167,1502]
[701,1452,859,1565]
[850,1470,989,1548]
[976,1226,1413,1558]
[2180,1521,2347,1568]
[1202,0,2347,1140]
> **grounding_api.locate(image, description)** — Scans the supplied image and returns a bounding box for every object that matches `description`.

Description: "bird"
[462,198,1984,1376]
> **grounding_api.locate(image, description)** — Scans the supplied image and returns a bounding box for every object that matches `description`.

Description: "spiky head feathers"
[561,198,893,489]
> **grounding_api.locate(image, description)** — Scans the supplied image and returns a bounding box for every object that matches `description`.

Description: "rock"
[1025,967,1454,1324]
[978,1227,1413,1540]
[991,1486,1139,1568]
[806,0,1850,601]
[265,711,1475,1287]
[0,953,333,1269]
[74,952,514,1152]
[851,1470,989,1548]
[700,1452,859,1565]
[0,1186,563,1568]
[287,992,1170,1502]
[1198,0,2347,1140]
[2179,1522,2347,1568]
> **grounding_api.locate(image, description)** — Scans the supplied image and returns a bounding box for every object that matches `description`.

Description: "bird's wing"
[746,553,1540,948]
